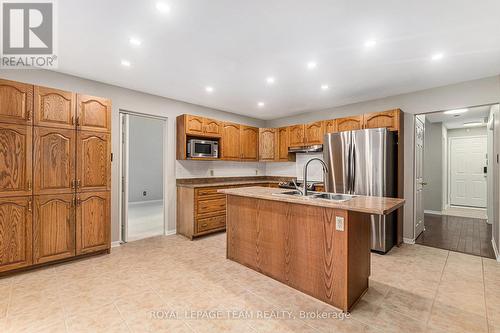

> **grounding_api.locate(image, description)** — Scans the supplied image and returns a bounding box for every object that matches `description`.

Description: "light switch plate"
[335,216,345,231]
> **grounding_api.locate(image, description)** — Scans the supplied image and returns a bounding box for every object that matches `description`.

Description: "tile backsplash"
[176,153,325,182]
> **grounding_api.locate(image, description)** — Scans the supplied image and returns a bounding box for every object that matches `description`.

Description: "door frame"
[118,110,168,243]
[447,134,487,208]
[413,115,425,241]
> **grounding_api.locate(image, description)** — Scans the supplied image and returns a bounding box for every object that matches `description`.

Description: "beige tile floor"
[0,233,498,333]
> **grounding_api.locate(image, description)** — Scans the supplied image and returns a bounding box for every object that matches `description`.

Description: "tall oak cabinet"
[0,78,111,273]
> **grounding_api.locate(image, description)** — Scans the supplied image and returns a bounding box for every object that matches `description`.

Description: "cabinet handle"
[71,180,75,190]
[76,197,81,206]
[76,116,80,126]
[26,110,32,121]
[76,180,81,189]
[71,116,75,125]
[27,180,32,192]
[202,223,208,227]
[27,200,32,212]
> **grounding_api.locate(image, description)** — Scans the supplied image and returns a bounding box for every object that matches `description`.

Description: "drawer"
[196,215,226,233]
[196,197,226,215]
[195,187,225,197]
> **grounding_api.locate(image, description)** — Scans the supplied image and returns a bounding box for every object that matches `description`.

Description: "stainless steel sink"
[312,193,357,202]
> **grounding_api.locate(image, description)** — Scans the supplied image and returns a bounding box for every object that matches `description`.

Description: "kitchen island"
[218,186,405,312]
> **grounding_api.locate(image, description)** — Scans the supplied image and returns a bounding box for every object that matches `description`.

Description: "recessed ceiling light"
[205,86,214,93]
[156,2,171,13]
[121,60,131,67]
[129,37,142,46]
[463,121,483,127]
[364,39,377,48]
[257,102,265,108]
[444,108,468,115]
[321,84,329,90]
[431,53,444,61]
[307,61,317,70]
[266,77,275,84]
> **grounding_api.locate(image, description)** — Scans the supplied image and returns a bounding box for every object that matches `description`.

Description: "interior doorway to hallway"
[119,111,167,242]
[414,104,499,259]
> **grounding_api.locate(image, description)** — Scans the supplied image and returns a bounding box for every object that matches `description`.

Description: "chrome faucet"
[303,158,328,196]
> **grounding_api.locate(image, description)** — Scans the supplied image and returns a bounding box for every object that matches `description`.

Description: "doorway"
[120,111,167,242]
[413,104,498,259]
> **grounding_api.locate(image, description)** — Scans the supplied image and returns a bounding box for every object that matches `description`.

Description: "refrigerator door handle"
[351,142,356,194]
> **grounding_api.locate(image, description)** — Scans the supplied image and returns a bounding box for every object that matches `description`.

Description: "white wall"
[447,126,487,137]
[265,152,324,182]
[423,120,443,212]
[267,75,500,241]
[0,69,265,242]
[128,115,164,202]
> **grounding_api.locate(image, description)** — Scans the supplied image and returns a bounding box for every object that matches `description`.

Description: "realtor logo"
[1,0,57,68]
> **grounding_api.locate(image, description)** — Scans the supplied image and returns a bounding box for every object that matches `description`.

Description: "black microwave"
[187,139,219,158]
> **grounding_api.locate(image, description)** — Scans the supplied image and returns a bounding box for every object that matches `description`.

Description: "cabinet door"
[76,191,110,255]
[288,125,305,147]
[259,128,276,161]
[33,194,75,264]
[304,121,325,145]
[203,118,222,137]
[221,122,240,160]
[324,119,337,133]
[364,109,400,131]
[76,131,111,192]
[0,196,32,273]
[0,123,32,198]
[34,86,75,129]
[240,126,259,161]
[277,127,290,161]
[185,115,204,136]
[76,94,111,133]
[336,116,364,132]
[0,79,33,125]
[34,127,75,195]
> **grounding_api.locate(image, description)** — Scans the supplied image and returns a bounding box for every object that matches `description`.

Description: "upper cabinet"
[240,126,259,161]
[76,94,111,133]
[221,122,241,160]
[363,109,401,131]
[336,115,364,132]
[288,124,305,147]
[304,121,324,145]
[324,119,337,134]
[277,127,294,161]
[259,128,276,161]
[0,79,33,125]
[34,86,75,129]
[184,115,221,137]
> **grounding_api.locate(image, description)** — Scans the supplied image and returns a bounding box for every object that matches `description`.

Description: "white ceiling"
[426,105,494,129]
[57,0,500,120]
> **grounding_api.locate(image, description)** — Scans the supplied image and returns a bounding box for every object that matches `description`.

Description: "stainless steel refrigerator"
[323,128,397,253]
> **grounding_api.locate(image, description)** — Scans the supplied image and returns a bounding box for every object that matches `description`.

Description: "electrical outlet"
[335,216,345,231]
[143,191,147,197]
[255,169,258,175]
[210,170,214,176]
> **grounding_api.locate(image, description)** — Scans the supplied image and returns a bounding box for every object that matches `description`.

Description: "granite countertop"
[176,176,295,188]
[218,186,405,215]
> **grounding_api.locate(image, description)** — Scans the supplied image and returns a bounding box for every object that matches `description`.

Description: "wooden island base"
[226,195,372,312]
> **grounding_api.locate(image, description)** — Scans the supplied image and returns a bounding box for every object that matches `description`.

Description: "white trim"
[111,241,121,248]
[492,239,500,262]
[403,237,415,245]
[448,204,486,211]
[165,229,177,236]
[424,210,442,215]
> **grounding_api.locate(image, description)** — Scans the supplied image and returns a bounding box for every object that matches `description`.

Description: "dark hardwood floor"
[416,213,495,259]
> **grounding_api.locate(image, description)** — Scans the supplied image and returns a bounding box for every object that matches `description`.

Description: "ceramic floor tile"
[427,301,488,333]
[66,304,130,333]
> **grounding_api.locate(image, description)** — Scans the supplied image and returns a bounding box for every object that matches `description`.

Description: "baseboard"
[403,237,415,245]
[165,229,176,236]
[424,210,442,215]
[448,205,486,211]
[111,241,121,248]
[492,239,500,262]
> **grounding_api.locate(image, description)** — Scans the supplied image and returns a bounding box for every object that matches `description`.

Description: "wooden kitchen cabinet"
[259,128,276,161]
[304,121,325,145]
[277,127,292,161]
[0,123,32,198]
[221,122,241,160]
[75,191,110,255]
[76,94,111,133]
[364,109,401,131]
[34,86,75,129]
[0,79,33,125]
[324,119,337,133]
[240,126,259,161]
[0,196,32,273]
[288,124,305,147]
[33,194,75,264]
[33,127,75,195]
[184,115,222,137]
[76,131,111,192]
[336,115,364,132]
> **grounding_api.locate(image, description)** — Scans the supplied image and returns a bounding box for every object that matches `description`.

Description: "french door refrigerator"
[323,128,397,253]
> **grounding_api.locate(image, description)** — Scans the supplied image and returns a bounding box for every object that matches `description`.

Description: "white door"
[450,136,487,208]
[415,116,425,238]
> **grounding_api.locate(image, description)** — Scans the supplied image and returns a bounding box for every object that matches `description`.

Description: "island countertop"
[219,186,404,215]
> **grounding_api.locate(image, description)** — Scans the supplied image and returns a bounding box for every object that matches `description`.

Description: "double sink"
[275,190,357,202]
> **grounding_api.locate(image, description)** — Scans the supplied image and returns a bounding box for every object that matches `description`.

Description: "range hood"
[288,144,323,153]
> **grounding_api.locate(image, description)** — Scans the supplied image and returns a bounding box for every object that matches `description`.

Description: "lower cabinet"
[33,194,75,264]
[0,196,33,273]
[76,191,110,255]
